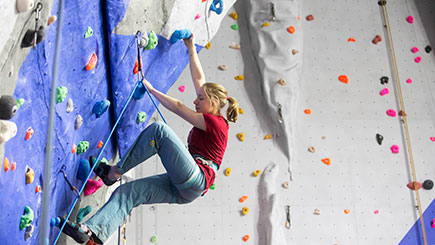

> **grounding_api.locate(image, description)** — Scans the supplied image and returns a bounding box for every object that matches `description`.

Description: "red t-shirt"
[187,113,228,193]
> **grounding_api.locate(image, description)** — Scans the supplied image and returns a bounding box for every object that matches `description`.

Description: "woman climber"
[60,34,239,244]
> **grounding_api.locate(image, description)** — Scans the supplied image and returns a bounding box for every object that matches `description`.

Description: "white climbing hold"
[0,120,17,144]
[16,0,35,13]
[66,98,73,113]
[75,115,83,130]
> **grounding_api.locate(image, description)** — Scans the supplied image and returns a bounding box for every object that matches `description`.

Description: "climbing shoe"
[89,156,117,186]
[58,217,90,244]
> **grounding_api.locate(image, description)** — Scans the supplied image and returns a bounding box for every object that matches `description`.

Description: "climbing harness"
[378,1,427,244]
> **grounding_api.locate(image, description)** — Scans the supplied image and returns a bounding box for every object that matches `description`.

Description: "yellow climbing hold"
[242,207,249,215]
[238,107,244,114]
[234,75,244,80]
[264,134,272,140]
[261,22,270,28]
[26,167,34,184]
[224,168,232,176]
[253,169,261,177]
[229,11,238,20]
[205,42,211,50]
[4,157,10,172]
[236,133,244,142]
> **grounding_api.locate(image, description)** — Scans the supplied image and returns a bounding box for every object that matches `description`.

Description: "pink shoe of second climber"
[84,179,104,196]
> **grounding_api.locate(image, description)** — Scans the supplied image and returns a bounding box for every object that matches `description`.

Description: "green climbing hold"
[150,235,157,243]
[136,111,147,124]
[84,26,93,38]
[144,31,158,50]
[16,98,25,109]
[100,157,108,165]
[210,183,215,190]
[77,141,89,155]
[20,206,34,230]
[56,86,67,103]
[231,24,239,30]
[76,205,92,223]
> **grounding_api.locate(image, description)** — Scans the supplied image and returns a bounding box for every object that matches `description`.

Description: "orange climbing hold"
[11,161,16,171]
[287,26,295,34]
[97,141,103,149]
[72,144,77,154]
[239,195,248,203]
[264,134,272,140]
[133,60,142,75]
[238,107,244,114]
[4,157,10,172]
[338,75,348,84]
[35,185,42,193]
[304,109,311,114]
[348,38,356,42]
[86,53,97,71]
[25,127,34,140]
[242,235,250,242]
[321,158,331,165]
[344,209,350,214]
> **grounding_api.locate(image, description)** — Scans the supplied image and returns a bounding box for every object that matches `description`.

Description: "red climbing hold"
[86,53,97,71]
[133,60,142,75]
[347,38,356,42]
[11,161,16,171]
[35,185,42,193]
[25,127,34,140]
[372,35,382,45]
[321,158,331,166]
[97,141,103,149]
[338,75,348,84]
[407,181,422,190]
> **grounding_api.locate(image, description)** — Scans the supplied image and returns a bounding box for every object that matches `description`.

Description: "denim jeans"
[84,121,206,242]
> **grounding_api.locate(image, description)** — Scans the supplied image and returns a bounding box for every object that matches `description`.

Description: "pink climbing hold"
[432,218,435,228]
[386,109,396,117]
[84,179,104,196]
[391,145,399,153]
[415,57,421,63]
[195,14,201,20]
[411,47,419,53]
[178,85,186,93]
[374,210,379,214]
[380,88,389,96]
[406,78,412,84]
[430,137,435,142]
[407,16,414,23]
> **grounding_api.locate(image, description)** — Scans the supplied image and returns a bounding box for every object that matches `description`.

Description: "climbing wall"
[111,0,435,244]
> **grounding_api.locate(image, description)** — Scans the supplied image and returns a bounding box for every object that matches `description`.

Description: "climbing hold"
[3,157,10,172]
[55,86,67,103]
[35,185,41,193]
[178,85,186,93]
[77,141,89,155]
[86,53,97,71]
[344,209,350,214]
[253,170,261,177]
[218,65,228,70]
[25,224,34,241]
[74,115,83,131]
[231,24,239,30]
[242,207,249,215]
[314,209,320,215]
[376,133,384,145]
[16,0,35,13]
[425,45,432,53]
[47,15,57,26]
[386,109,396,117]
[133,59,142,75]
[229,43,241,50]
[150,235,158,243]
[66,98,74,113]
[374,210,379,214]
[347,38,356,42]
[22,26,46,48]
[170,29,192,44]
[432,219,435,229]
[398,110,406,117]
[423,180,433,190]
[11,161,16,171]
[8,65,14,77]
[205,42,211,50]
[236,133,244,141]
[238,107,244,114]
[264,134,272,140]
[287,26,295,34]
[0,120,17,144]
[210,0,223,15]
[92,100,110,118]
[136,111,147,124]
[407,16,414,23]
[97,141,103,149]
[338,75,348,84]
[229,11,238,20]
[25,127,34,140]
[76,205,92,223]
[380,76,389,84]
[144,31,158,50]
[277,78,286,85]
[224,168,231,176]
[16,98,25,110]
[292,49,299,55]
[406,78,412,84]
[210,183,216,190]
[407,181,422,190]
[411,47,419,53]
[430,137,435,142]
[379,88,389,96]
[261,22,270,28]
[195,13,201,20]
[72,144,77,153]
[321,136,326,140]
[304,109,311,114]
[390,145,399,153]
[20,206,34,230]
[242,235,250,242]
[234,75,244,80]
[84,26,93,39]
[372,35,382,45]
[321,158,331,166]
[77,159,90,181]
[308,146,315,153]
[26,167,34,184]
[84,178,104,196]
[282,181,289,189]
[0,95,18,120]
[239,195,248,202]
[415,57,421,63]
[306,14,314,21]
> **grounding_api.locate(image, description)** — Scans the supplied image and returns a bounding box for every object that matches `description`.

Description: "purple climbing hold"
[92,100,110,118]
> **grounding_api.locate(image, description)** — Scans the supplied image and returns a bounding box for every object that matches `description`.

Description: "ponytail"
[226,96,239,123]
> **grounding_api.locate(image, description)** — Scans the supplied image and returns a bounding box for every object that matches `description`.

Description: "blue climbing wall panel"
[0,0,192,243]
[400,198,435,245]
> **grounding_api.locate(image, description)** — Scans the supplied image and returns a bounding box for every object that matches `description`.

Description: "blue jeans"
[84,121,206,242]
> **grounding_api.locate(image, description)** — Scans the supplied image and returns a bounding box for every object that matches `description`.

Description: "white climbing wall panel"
[104,0,435,244]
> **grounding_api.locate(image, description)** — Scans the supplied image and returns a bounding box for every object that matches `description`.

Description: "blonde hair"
[202,83,239,123]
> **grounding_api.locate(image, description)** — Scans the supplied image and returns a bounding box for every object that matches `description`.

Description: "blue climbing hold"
[133,81,146,100]
[210,0,223,15]
[50,217,61,227]
[170,29,192,44]
[76,159,90,181]
[92,100,110,118]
